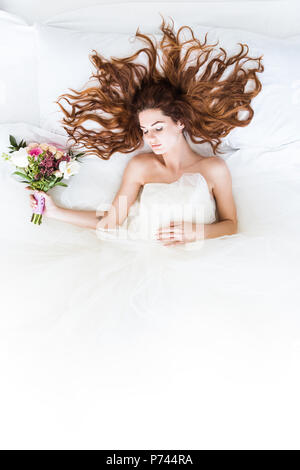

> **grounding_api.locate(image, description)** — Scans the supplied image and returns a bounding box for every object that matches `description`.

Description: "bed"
[0,1,300,450]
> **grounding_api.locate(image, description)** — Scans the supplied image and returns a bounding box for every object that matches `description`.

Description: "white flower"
[54,170,63,178]
[10,148,29,168]
[58,160,80,179]
[48,145,57,154]
[40,143,49,151]
[27,142,39,150]
[55,151,64,160]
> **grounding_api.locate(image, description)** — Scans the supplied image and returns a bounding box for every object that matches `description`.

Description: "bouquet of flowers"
[1,135,85,225]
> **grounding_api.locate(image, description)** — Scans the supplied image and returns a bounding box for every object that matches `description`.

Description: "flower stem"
[31,213,43,225]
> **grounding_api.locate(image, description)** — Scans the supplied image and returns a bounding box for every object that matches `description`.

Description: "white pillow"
[0,12,39,126]
[190,25,300,149]
[35,22,300,150]
[35,24,152,136]
[43,2,300,39]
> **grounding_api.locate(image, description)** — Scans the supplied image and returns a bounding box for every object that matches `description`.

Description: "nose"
[145,130,159,145]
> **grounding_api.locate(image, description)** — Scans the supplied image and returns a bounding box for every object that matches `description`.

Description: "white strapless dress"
[0,155,299,345]
[96,172,217,250]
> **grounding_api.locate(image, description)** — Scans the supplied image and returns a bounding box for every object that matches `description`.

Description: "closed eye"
[142,127,163,135]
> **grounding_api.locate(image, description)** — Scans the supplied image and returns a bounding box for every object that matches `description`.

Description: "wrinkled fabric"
[1,124,300,448]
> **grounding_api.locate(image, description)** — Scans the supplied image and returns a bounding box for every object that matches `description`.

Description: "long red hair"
[56,16,264,159]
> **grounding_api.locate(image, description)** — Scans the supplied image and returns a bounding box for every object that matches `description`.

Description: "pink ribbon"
[32,191,45,215]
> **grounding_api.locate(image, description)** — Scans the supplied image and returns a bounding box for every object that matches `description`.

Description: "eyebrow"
[140,121,165,128]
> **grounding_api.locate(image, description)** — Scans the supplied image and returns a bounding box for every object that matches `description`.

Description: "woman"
[6,17,296,414]
[28,17,264,246]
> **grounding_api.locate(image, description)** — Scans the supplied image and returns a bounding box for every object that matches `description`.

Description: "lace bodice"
[96,172,217,243]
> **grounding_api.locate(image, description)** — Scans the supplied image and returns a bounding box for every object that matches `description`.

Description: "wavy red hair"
[56,16,264,159]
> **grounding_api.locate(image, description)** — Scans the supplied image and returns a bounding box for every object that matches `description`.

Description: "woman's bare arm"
[203,157,238,238]
[48,154,146,230]
[48,208,107,230]
[96,154,146,230]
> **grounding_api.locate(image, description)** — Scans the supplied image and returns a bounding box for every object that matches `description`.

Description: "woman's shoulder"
[199,156,232,195]
[198,154,224,164]
[126,152,154,169]
[199,155,228,174]
[129,152,155,163]
[131,151,159,167]
[126,152,157,185]
[190,155,228,194]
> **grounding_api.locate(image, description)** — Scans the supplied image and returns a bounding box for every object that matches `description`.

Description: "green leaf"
[9,135,18,148]
[12,171,31,181]
[55,182,68,187]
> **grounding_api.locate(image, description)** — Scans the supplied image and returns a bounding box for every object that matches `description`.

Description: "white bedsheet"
[0,122,300,449]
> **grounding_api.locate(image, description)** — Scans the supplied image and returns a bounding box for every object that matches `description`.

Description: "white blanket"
[1,122,300,448]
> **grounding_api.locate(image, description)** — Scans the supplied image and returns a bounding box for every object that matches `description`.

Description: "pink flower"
[29,147,43,160]
[45,159,54,168]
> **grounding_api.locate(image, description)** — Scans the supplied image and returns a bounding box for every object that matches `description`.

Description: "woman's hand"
[26,186,59,218]
[156,221,204,246]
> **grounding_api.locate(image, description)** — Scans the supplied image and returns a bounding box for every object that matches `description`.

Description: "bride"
[3,18,300,448]
[28,17,263,246]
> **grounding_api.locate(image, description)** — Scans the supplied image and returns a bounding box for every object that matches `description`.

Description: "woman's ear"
[176,119,185,131]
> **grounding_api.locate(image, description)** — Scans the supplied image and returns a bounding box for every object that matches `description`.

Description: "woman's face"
[138,109,184,154]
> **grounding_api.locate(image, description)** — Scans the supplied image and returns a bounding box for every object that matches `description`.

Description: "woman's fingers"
[27,187,47,210]
[156,223,182,236]
[156,225,185,245]
[29,194,37,208]
[26,186,47,197]
[163,240,184,246]
[25,186,46,194]
[157,230,183,241]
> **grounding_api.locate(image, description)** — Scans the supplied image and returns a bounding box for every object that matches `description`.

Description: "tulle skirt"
[1,128,300,448]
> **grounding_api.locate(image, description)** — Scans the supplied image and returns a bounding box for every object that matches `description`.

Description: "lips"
[151,144,161,148]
